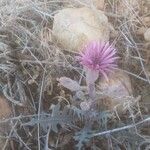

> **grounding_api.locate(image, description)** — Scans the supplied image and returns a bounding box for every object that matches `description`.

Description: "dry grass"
[0,0,149,149]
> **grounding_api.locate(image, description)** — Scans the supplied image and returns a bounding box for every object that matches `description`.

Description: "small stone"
[52,7,110,52]
[144,28,150,41]
[97,70,133,113]
[137,27,147,35]
[0,96,12,148]
[92,0,105,10]
[142,17,150,27]
[0,96,11,119]
[142,0,150,14]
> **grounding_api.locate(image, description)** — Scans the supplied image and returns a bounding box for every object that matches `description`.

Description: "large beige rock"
[52,7,110,52]
[144,28,150,42]
[97,70,133,112]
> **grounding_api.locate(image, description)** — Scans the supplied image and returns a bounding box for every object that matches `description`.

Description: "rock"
[52,7,110,52]
[142,0,150,15]
[137,27,147,35]
[144,28,150,42]
[142,17,150,27]
[90,0,105,10]
[0,96,12,148]
[0,96,11,119]
[97,70,133,113]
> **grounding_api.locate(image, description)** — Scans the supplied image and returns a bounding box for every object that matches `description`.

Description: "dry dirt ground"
[0,0,150,149]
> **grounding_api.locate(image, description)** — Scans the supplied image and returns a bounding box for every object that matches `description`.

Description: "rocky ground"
[0,0,149,149]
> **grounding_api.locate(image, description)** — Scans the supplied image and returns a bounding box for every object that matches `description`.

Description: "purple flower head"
[77,41,119,79]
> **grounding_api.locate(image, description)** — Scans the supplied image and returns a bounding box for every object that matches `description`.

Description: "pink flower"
[77,41,119,79]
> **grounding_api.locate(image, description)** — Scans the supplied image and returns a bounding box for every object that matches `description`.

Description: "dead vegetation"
[0,0,149,149]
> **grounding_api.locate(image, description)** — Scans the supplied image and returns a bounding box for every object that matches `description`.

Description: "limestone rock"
[52,7,110,52]
[97,70,133,112]
[144,28,150,42]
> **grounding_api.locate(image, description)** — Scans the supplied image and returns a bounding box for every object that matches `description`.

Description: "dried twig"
[93,117,150,137]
